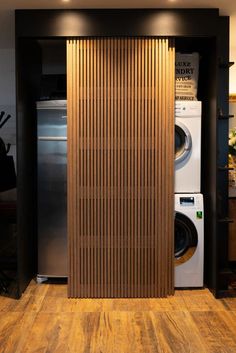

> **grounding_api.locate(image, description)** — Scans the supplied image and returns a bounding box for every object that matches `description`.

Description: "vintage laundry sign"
[175,52,199,101]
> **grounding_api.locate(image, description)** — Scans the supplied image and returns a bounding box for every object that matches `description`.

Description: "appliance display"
[175,101,202,193]
[174,193,204,287]
[37,100,67,279]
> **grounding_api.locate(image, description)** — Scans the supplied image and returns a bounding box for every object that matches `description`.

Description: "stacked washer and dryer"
[174,101,204,288]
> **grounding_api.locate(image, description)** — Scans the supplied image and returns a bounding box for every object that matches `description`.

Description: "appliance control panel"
[175,100,202,117]
[175,194,203,209]
[180,196,194,206]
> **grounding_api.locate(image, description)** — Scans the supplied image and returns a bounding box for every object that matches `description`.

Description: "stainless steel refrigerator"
[37,100,67,280]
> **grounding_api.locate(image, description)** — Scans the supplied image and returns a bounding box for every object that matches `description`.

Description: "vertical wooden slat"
[137,38,141,297]
[86,39,90,297]
[113,38,118,297]
[117,39,121,298]
[67,37,175,298]
[83,39,87,297]
[131,38,135,298]
[144,39,147,297]
[94,39,97,297]
[77,40,81,296]
[120,38,124,298]
[154,38,157,296]
[148,37,151,297]
[158,38,161,297]
[151,38,155,297]
[100,39,103,297]
[107,38,111,298]
[103,38,107,298]
[66,40,72,297]
[97,39,101,297]
[127,38,131,297]
[164,39,167,297]
[163,39,167,297]
[74,41,79,297]
[110,38,114,297]
[168,40,175,295]
[90,39,94,297]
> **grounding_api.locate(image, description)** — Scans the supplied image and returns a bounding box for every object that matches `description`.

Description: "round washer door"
[175,211,198,266]
[175,121,192,165]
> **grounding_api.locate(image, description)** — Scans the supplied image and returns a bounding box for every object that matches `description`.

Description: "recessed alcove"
[13,9,230,298]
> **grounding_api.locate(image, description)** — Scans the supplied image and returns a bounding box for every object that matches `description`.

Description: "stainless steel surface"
[38,137,67,141]
[37,100,67,277]
[37,100,67,110]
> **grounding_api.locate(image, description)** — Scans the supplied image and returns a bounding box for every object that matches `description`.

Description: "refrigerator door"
[37,100,67,277]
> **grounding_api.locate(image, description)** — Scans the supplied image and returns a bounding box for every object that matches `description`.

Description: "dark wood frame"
[15,8,230,298]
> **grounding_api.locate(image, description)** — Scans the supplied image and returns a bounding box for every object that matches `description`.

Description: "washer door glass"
[175,211,198,266]
[175,122,192,165]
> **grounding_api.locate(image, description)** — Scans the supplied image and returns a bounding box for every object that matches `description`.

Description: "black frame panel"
[15,8,229,297]
[15,9,219,38]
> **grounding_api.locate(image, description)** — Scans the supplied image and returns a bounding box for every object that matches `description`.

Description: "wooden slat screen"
[67,38,175,298]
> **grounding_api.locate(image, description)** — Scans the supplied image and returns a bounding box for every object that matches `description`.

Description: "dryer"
[174,193,204,287]
[175,101,202,193]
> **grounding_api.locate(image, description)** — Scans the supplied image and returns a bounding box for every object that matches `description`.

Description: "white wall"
[230,14,236,93]
[0,10,16,200]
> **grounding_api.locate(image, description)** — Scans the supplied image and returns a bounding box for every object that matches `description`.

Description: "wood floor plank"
[39,297,185,313]
[220,297,236,311]
[190,311,236,353]
[217,310,236,333]
[68,312,100,352]
[39,297,105,313]
[148,296,187,312]
[180,292,226,311]
[69,312,171,353]
[20,313,75,353]
[0,293,46,313]
[1,281,236,352]
[152,311,207,353]
[0,312,37,353]
[21,281,49,297]
[128,312,172,353]
[44,284,68,298]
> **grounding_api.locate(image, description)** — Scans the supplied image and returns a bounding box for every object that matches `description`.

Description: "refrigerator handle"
[38,137,67,141]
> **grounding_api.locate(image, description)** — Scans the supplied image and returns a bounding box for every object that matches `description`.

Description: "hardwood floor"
[1,281,236,352]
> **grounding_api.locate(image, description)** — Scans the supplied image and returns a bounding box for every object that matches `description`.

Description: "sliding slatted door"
[67,38,175,298]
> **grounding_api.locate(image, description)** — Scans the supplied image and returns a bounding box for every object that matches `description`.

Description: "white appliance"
[174,193,204,287]
[175,101,202,193]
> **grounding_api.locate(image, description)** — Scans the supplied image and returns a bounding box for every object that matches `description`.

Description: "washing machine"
[175,101,202,193]
[174,193,204,287]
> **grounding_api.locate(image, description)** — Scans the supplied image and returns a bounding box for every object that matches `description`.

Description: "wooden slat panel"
[168,40,175,295]
[67,38,175,298]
